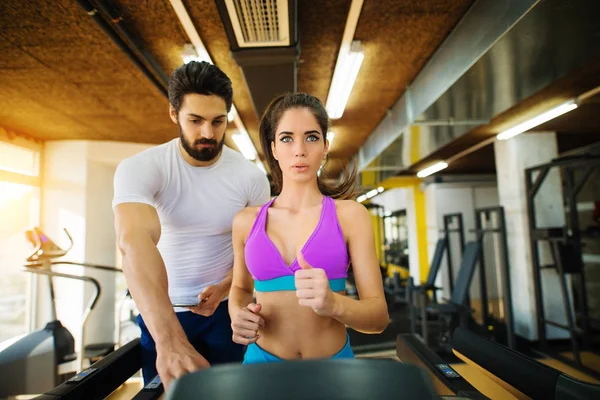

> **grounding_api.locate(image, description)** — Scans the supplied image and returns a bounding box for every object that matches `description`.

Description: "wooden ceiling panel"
[0,96,92,140]
[0,44,43,70]
[1,0,478,173]
[110,0,190,83]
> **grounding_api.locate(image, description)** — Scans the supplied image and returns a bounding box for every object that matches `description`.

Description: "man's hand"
[155,339,210,391]
[231,303,264,345]
[187,283,228,317]
[294,252,339,316]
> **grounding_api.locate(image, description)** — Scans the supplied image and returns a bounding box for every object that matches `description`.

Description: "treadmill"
[32,339,444,399]
[451,327,600,400]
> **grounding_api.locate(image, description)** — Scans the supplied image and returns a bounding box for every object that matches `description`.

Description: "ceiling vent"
[223,0,290,47]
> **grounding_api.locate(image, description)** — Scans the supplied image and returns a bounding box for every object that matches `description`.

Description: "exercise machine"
[410,241,481,353]
[33,337,441,399]
[384,212,464,310]
[397,333,488,399]
[381,208,411,307]
[0,227,128,398]
[166,359,440,400]
[525,154,600,377]
[442,213,466,295]
[452,327,600,399]
[471,206,516,350]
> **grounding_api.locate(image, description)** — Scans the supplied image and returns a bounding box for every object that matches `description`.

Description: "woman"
[228,92,389,364]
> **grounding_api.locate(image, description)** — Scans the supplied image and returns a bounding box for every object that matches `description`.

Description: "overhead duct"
[361,0,600,181]
[215,0,299,117]
[357,0,540,174]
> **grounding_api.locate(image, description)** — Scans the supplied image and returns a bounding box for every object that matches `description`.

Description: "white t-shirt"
[112,138,270,311]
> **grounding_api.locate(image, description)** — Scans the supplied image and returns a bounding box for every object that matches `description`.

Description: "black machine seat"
[452,327,600,400]
[412,239,446,290]
[165,359,440,400]
[412,241,481,348]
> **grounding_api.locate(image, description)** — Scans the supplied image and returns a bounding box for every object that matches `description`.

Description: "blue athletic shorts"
[243,334,354,364]
[136,300,244,384]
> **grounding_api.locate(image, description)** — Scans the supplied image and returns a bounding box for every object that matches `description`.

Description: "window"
[0,139,41,342]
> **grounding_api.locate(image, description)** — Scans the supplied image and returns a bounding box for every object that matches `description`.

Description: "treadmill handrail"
[452,328,600,400]
[23,267,102,372]
[22,267,102,310]
[51,261,123,274]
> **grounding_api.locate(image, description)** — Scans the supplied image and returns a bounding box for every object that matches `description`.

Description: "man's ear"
[169,105,178,124]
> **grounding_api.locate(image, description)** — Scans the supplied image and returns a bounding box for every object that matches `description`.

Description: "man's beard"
[179,124,225,162]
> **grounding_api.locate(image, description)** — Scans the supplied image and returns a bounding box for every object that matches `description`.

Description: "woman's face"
[271,107,329,185]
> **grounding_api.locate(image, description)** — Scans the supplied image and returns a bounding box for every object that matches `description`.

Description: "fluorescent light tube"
[497,100,578,140]
[232,131,257,161]
[181,43,211,64]
[417,161,448,178]
[228,106,236,122]
[326,41,364,119]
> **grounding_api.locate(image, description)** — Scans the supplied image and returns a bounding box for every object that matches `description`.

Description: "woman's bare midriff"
[253,290,348,360]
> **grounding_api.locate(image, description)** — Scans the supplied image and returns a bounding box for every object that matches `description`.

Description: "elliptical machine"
[0,227,124,398]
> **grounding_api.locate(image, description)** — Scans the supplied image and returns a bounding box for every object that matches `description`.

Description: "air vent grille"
[225,0,290,47]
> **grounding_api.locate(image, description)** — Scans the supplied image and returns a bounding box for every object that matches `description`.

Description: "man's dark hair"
[168,61,233,114]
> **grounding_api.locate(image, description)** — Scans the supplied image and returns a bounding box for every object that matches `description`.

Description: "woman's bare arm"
[330,201,389,333]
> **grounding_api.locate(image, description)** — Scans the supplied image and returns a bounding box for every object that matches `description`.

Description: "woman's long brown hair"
[259,92,357,200]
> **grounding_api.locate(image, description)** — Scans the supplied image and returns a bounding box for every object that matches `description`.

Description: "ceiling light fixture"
[325,0,365,120]
[497,100,578,141]
[417,161,448,178]
[356,186,384,203]
[231,129,257,161]
[326,41,365,119]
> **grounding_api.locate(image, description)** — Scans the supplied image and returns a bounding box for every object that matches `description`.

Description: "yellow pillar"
[413,183,428,283]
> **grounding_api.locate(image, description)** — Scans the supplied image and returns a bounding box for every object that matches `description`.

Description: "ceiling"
[0,0,598,185]
[0,0,474,178]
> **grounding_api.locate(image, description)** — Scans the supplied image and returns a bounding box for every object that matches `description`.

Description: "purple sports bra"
[244,196,349,292]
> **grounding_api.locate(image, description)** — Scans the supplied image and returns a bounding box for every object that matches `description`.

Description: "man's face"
[170,93,228,162]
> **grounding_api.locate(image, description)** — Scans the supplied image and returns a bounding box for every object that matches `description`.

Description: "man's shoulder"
[118,139,173,169]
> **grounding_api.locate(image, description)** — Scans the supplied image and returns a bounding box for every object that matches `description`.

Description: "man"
[112,61,270,389]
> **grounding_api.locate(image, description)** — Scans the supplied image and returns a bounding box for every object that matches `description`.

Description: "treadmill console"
[435,363,461,379]
[66,367,98,383]
[144,374,162,390]
[25,227,72,261]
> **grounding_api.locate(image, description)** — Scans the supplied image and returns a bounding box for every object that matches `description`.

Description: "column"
[494,131,569,340]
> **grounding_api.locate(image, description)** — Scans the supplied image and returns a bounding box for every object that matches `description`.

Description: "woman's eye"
[307,135,319,142]
[281,136,292,143]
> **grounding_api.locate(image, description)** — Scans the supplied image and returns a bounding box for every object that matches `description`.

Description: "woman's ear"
[271,141,278,161]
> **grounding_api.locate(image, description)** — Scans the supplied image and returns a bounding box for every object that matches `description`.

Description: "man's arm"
[114,202,184,346]
[114,202,208,388]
